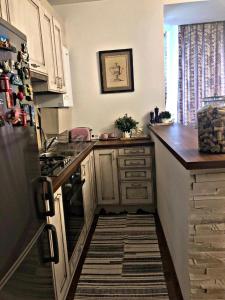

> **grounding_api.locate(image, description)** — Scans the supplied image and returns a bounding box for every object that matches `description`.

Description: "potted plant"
[115,114,138,138]
[159,111,172,123]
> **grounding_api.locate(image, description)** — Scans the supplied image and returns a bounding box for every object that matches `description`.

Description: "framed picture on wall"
[99,48,134,93]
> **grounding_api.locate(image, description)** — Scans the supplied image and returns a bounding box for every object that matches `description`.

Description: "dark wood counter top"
[51,143,94,192]
[150,124,225,170]
[51,138,153,192]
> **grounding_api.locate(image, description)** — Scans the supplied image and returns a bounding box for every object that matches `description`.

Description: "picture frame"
[99,48,134,93]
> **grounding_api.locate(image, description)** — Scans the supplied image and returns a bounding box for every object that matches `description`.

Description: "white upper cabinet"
[52,17,65,92]
[41,7,58,91]
[6,0,66,93]
[0,0,10,22]
[8,0,47,74]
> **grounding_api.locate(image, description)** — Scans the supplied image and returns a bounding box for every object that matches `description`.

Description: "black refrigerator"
[0,19,57,300]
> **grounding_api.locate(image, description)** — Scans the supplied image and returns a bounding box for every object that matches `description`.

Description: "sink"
[40,152,59,158]
[58,150,81,157]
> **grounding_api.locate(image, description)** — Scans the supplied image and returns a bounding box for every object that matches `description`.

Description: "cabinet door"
[53,17,65,92]
[0,0,10,22]
[48,188,70,300]
[8,0,47,74]
[94,149,119,205]
[82,155,94,230]
[41,8,58,91]
[89,150,97,210]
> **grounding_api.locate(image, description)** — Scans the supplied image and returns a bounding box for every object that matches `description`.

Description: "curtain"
[164,31,168,107]
[178,22,225,125]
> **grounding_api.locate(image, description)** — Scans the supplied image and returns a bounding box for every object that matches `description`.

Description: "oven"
[62,166,85,260]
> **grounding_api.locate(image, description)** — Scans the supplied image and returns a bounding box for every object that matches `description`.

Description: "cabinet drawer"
[120,169,151,181]
[120,182,152,205]
[118,147,151,156]
[118,156,151,169]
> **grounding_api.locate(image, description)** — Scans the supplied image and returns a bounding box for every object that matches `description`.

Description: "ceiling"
[48,0,225,25]
[48,0,102,5]
[164,0,225,25]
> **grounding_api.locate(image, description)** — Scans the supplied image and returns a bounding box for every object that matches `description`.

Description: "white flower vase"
[123,131,130,139]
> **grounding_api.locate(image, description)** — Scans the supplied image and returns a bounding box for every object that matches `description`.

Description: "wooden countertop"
[51,138,152,192]
[150,124,225,170]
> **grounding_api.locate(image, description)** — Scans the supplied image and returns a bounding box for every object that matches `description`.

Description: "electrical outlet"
[91,133,99,140]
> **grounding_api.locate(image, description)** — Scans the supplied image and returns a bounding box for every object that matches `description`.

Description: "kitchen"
[0,0,225,300]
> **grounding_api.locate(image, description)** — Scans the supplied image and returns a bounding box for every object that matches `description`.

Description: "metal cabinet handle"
[41,176,55,217]
[129,150,143,154]
[45,224,59,264]
[128,161,141,165]
[31,63,40,68]
[131,183,143,187]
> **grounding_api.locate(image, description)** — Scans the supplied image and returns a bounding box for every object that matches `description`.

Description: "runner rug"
[74,213,169,300]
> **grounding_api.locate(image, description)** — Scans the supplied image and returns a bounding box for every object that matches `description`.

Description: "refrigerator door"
[0,225,56,300]
[0,124,45,284]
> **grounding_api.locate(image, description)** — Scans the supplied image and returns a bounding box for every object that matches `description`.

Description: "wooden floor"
[66,213,183,300]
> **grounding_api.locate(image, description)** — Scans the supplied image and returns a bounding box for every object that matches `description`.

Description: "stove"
[40,154,73,177]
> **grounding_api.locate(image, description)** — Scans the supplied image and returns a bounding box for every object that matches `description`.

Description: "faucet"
[39,126,57,153]
[45,137,57,152]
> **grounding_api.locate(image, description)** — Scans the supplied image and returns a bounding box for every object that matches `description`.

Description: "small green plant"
[115,114,138,133]
[159,111,171,119]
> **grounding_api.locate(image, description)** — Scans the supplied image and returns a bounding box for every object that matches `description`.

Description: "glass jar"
[197,96,225,153]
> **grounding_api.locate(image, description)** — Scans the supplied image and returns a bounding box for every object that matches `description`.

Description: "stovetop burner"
[40,154,73,177]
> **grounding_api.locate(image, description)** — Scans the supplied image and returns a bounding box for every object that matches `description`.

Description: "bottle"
[150,111,154,124]
[154,107,159,123]
[198,96,225,153]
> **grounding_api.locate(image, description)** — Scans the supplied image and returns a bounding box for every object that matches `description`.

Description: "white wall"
[164,0,206,4]
[55,0,165,135]
[165,24,178,121]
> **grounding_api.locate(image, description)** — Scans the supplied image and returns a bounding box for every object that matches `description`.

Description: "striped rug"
[74,214,169,300]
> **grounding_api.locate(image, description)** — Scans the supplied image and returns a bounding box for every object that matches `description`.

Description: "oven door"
[62,171,85,259]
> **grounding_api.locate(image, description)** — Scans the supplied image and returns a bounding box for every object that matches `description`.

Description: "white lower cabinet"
[81,152,95,230]
[94,146,153,207]
[94,149,119,205]
[47,187,70,300]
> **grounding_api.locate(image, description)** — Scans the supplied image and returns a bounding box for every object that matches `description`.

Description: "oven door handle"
[45,224,59,264]
[41,176,55,217]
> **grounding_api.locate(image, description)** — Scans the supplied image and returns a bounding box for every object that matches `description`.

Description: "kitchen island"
[150,124,225,300]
